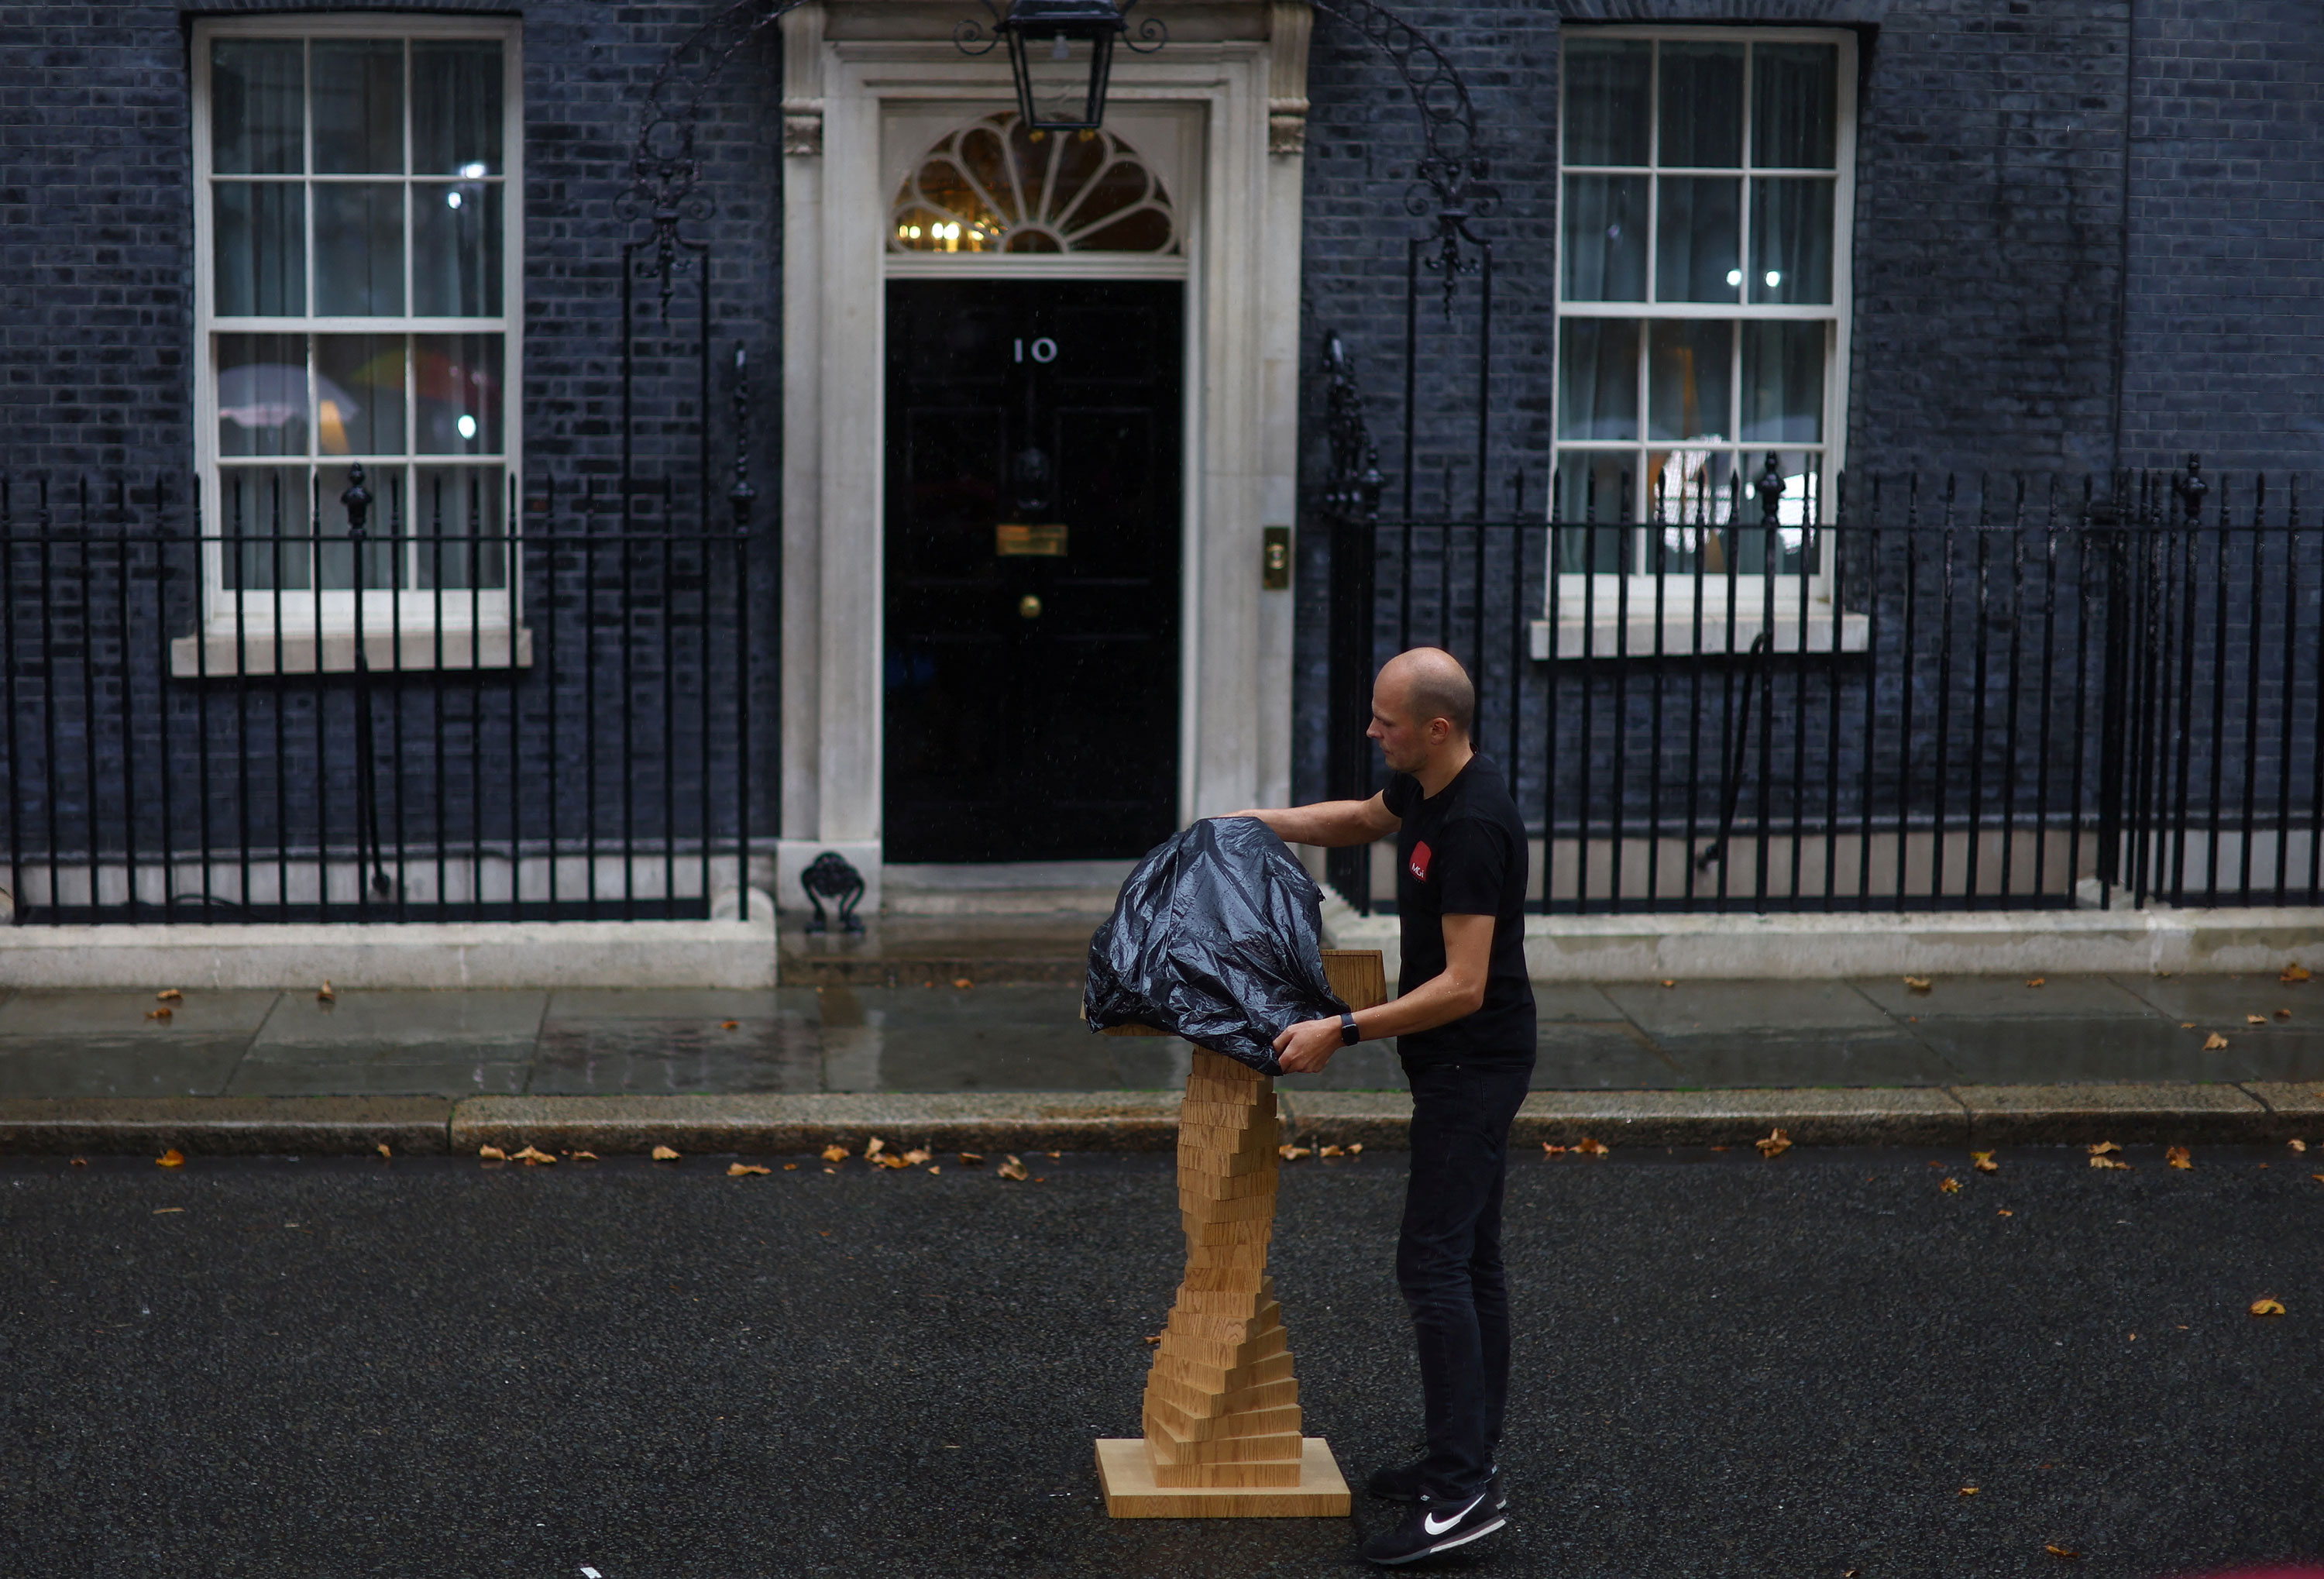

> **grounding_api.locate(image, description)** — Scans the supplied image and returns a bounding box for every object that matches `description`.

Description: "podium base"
[1095,1437,1351,1519]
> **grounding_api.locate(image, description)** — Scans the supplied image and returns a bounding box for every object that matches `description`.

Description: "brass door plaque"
[995,523,1068,557]
[1262,525,1291,590]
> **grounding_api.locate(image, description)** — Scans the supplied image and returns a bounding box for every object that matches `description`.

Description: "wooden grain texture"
[1095,1437,1353,1518]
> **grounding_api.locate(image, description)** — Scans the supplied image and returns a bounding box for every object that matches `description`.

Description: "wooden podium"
[1094,949,1387,1518]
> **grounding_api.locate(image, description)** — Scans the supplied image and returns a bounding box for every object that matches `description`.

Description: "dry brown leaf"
[2282,963,2312,983]
[1143,1331,1164,1346]
[958,1152,985,1165]
[727,1163,772,1177]
[317,981,336,1002]
[926,1165,940,1175]
[2290,1139,2308,1153]
[2250,1297,2285,1317]
[2089,1140,2123,1155]
[477,1145,507,1161]
[1659,979,1677,988]
[375,1143,392,1161]
[1904,975,1933,992]
[156,989,182,1002]
[997,1154,1029,1182]
[2247,1014,2268,1026]
[2090,1155,2132,1171]
[2278,1008,2293,1020]
[1573,1137,1610,1158]
[511,1145,556,1165]
[2027,977,2047,988]
[1348,1143,1364,1154]
[2312,1174,2324,1184]
[651,1144,680,1161]
[1972,1151,1999,1173]
[1940,1177,1963,1193]
[783,1162,799,1171]
[1997,1209,2014,1216]
[1542,1143,1567,1156]
[1278,1144,1314,1161]
[952,977,974,989]
[2046,1544,2081,1560]
[820,1144,850,1163]
[865,1137,886,1158]
[1958,1485,1978,1497]
[874,1154,909,1171]
[1756,1128,1793,1158]
[569,1151,598,1161]
[145,1006,172,1020]
[67,1157,87,1168]
[153,1206,184,1215]
[1318,1144,1346,1158]
[720,1020,741,1030]
[902,1148,932,1166]
[2165,1146,2193,1170]
[2181,1022,2197,1029]
[1047,1151,1061,1159]
[156,1148,185,1168]
[2204,1031,2230,1051]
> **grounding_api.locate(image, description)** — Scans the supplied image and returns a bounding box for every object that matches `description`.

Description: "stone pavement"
[1,970,2319,1100]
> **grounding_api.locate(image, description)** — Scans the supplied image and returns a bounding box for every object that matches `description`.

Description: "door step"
[779,910,1105,986]
[880,860,1133,916]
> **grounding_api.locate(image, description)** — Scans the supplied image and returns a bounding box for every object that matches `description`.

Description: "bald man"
[1226,646,1535,1567]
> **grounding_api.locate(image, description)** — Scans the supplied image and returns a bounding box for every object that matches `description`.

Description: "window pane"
[1741,321,1824,442]
[416,466,508,590]
[1752,43,1838,169]
[1562,39,1650,166]
[216,334,308,457]
[1552,455,1637,570]
[412,183,503,316]
[315,464,405,591]
[217,466,314,592]
[1561,175,1647,301]
[1648,320,1731,442]
[211,40,302,175]
[1726,451,1823,575]
[315,335,406,456]
[411,42,504,175]
[1748,177,1833,304]
[1558,318,1639,442]
[1658,43,1741,167]
[1653,177,1739,303]
[312,40,404,175]
[315,183,405,315]
[416,335,504,454]
[1645,449,1738,574]
[213,183,304,316]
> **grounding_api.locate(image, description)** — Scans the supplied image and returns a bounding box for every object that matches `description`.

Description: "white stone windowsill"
[170,624,534,678]
[1529,610,1870,660]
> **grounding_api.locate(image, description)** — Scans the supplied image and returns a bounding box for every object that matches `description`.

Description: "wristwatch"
[1339,1011,1361,1046]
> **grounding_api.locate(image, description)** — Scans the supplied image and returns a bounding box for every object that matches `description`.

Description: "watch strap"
[1339,1010,1360,1046]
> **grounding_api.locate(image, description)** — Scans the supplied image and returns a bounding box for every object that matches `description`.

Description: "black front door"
[883,279,1183,862]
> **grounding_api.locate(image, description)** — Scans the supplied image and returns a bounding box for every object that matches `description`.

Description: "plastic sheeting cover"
[1083,817,1351,1075]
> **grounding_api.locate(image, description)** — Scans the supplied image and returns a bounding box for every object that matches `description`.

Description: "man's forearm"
[1232,800,1384,849]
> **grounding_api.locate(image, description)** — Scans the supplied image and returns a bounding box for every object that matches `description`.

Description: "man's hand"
[1273,1017,1345,1075]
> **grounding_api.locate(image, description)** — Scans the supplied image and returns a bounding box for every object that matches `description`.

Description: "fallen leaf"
[2283,963,2312,983]
[1144,1332,1164,1345]
[153,1206,184,1215]
[1904,975,1932,992]
[156,1149,185,1169]
[1756,1128,1792,1158]
[2027,977,2046,988]
[156,989,182,1002]
[902,1148,932,1166]
[720,1020,740,1030]
[651,1144,681,1161]
[2290,1139,2308,1153]
[1659,979,1676,988]
[1033,1176,1047,1182]
[511,1145,556,1165]
[477,1145,507,1161]
[376,1143,392,1161]
[569,1151,598,1161]
[1278,1144,1314,1161]
[784,1163,799,1171]
[1047,1151,1061,1159]
[1940,1177,1962,1193]
[958,1152,985,1165]
[2278,1008,2293,1020]
[823,1167,837,1175]
[997,1154,1029,1182]
[317,981,336,1002]
[1575,1137,1611,1157]
[865,1137,886,1158]
[67,1157,87,1167]
[926,1165,940,1175]
[2204,1032,2230,1051]
[1972,1151,1999,1174]
[2165,1146,2193,1169]
[2045,1544,2081,1560]
[2181,1022,2197,1029]
[1318,1144,1345,1158]
[952,977,974,990]
[1997,1209,2014,1216]
[2247,1014,2267,1026]
[2090,1155,2132,1171]
[1958,1485,1978,1496]
[1348,1144,1364,1154]
[2088,1140,2123,1156]
[820,1144,851,1163]
[2312,1174,2323,1184]
[145,1006,172,1020]
[2250,1297,2285,1317]
[727,1163,772,1177]
[1542,1143,1567,1156]
[874,1154,909,1170]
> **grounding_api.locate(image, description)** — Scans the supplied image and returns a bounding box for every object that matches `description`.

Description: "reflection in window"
[1554,31,1847,576]
[890,112,1177,255]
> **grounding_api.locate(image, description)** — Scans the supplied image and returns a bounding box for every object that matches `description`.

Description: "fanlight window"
[892,112,1176,255]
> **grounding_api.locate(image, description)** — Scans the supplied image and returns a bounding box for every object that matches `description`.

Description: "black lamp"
[958,0,1162,133]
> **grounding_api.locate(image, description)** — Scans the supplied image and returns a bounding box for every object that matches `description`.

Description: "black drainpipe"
[2107,0,2137,477]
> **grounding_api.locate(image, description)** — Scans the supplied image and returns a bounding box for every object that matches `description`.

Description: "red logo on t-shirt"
[1408,841,1432,881]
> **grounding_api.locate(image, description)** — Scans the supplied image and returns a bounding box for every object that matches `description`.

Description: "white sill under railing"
[1529,581,1870,660]
[170,616,533,678]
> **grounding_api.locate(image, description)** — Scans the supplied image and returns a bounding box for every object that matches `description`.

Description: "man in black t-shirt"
[1226,646,1534,1567]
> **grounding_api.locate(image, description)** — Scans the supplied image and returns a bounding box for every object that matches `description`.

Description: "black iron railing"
[1322,449,2322,914]
[1,466,758,924]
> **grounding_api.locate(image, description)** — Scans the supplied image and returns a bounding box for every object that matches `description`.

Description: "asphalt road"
[3,1144,2320,1578]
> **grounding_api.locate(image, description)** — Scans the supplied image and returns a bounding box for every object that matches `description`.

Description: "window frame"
[187,12,525,674]
[1542,23,1859,658]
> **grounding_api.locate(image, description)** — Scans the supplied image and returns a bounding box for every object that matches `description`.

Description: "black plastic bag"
[1084,817,1350,1075]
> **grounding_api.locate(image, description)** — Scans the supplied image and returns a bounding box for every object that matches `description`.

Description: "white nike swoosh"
[1422,1495,1483,1536]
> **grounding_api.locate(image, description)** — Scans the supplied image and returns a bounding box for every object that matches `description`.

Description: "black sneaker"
[1359,1489,1508,1567]
[1366,1458,1507,1510]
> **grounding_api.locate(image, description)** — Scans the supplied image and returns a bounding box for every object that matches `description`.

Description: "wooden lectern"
[1094,948,1388,1518]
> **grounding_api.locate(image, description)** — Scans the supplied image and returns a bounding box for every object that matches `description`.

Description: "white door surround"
[775,0,1312,913]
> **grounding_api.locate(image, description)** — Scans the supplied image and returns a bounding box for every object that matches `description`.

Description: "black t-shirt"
[1382,755,1536,1068]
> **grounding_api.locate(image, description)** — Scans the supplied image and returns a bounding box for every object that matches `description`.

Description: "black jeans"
[1397,1058,1533,1502]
